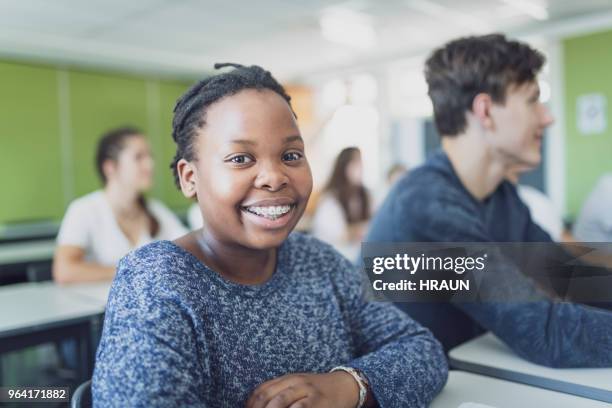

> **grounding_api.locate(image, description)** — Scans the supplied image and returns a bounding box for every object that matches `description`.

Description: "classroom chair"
[71,379,91,408]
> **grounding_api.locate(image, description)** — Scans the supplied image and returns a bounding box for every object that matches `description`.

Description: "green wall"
[0,60,194,224]
[564,30,612,216]
[157,81,195,209]
[0,63,64,223]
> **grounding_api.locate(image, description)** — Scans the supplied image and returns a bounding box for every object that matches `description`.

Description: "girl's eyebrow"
[229,139,256,146]
[229,135,303,146]
[285,135,304,144]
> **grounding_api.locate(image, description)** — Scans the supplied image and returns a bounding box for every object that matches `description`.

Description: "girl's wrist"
[330,366,370,408]
[328,371,359,408]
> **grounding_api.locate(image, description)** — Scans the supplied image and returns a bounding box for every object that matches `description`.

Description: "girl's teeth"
[246,205,292,219]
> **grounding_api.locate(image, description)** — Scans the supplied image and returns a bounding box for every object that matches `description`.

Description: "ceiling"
[1,0,612,81]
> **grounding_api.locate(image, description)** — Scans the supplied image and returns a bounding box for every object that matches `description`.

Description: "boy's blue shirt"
[365,149,612,367]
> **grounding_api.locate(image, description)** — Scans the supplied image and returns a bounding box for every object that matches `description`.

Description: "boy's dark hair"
[170,63,294,188]
[425,33,545,137]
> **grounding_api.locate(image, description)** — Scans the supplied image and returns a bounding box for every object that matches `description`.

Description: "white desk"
[431,371,610,408]
[0,282,106,381]
[61,282,112,308]
[0,240,56,265]
[0,282,104,333]
[0,222,59,242]
[449,333,612,403]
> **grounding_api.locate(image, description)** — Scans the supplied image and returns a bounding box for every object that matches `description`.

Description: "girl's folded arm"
[332,254,448,408]
[92,258,209,407]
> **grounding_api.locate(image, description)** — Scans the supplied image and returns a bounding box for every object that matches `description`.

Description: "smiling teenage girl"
[92,64,447,407]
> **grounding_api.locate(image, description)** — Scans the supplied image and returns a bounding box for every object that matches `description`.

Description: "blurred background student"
[574,173,612,248]
[52,127,187,284]
[507,165,567,242]
[387,163,409,186]
[376,163,409,207]
[311,147,371,258]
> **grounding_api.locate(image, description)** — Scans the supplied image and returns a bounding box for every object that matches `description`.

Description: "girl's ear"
[102,159,117,181]
[177,159,198,199]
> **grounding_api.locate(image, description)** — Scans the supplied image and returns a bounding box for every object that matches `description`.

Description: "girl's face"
[191,89,312,250]
[109,135,154,192]
[345,152,363,186]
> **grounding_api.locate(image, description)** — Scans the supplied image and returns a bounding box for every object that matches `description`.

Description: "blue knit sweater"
[92,233,447,407]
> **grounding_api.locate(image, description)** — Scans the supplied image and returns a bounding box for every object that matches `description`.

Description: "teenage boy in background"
[366,34,612,367]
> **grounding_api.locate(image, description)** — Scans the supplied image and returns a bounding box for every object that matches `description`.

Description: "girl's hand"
[246,371,360,408]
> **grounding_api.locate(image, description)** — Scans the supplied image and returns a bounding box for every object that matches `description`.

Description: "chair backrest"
[71,379,92,408]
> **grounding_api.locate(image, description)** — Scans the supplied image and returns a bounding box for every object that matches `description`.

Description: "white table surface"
[61,282,112,308]
[0,282,104,334]
[0,221,59,241]
[0,240,56,264]
[430,371,610,408]
[449,333,612,392]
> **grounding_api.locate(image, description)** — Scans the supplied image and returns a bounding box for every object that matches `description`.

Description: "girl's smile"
[180,88,313,251]
[241,197,297,228]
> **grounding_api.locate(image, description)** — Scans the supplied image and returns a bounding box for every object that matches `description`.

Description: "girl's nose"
[254,162,289,191]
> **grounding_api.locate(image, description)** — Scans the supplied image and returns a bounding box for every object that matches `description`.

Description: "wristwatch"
[330,366,370,408]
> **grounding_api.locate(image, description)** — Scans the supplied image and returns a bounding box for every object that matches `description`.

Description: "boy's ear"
[177,159,197,199]
[471,93,494,130]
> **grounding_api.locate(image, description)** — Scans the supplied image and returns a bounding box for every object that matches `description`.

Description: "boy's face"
[488,80,554,168]
[192,89,312,250]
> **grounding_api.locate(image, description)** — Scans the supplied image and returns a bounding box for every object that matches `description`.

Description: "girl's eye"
[228,155,253,164]
[283,152,303,162]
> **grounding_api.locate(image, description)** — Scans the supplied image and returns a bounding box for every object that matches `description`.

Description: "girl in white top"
[53,127,187,283]
[311,147,372,259]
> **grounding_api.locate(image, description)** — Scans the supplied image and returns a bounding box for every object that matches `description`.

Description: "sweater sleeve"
[92,254,209,407]
[329,251,448,408]
[403,192,612,368]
